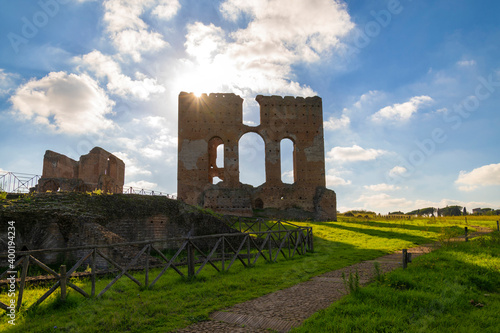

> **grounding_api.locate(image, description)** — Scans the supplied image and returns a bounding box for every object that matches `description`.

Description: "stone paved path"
[175,229,491,333]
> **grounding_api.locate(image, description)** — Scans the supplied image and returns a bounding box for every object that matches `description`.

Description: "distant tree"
[463,207,467,215]
[437,208,441,217]
[389,211,404,215]
[440,205,463,216]
[344,212,354,217]
[483,208,493,215]
[420,207,435,217]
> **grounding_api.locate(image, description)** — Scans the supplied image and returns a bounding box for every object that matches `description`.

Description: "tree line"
[399,206,500,217]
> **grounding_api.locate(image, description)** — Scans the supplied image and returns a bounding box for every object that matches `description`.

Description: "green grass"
[1,216,498,332]
[291,231,500,333]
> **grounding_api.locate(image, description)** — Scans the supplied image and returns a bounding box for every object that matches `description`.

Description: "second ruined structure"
[35,147,125,193]
[177,92,337,220]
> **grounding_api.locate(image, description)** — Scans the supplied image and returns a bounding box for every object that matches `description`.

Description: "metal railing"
[0,172,40,193]
[122,187,176,198]
[0,171,175,198]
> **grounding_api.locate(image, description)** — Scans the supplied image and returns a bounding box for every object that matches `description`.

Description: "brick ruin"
[35,147,125,193]
[177,92,337,221]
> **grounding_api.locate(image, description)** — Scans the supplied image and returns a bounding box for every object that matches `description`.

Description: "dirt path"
[175,231,491,333]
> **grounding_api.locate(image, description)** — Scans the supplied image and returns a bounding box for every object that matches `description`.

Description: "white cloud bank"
[456,163,500,191]
[174,0,354,98]
[10,72,115,134]
[372,95,433,122]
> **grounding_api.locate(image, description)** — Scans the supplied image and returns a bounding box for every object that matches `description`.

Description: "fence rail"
[0,172,40,194]
[0,171,175,198]
[0,220,312,311]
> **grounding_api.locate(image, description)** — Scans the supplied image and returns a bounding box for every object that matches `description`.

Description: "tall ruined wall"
[42,151,79,179]
[177,92,337,221]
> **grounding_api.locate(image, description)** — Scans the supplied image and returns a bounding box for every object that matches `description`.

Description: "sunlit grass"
[292,232,500,333]
[1,216,497,332]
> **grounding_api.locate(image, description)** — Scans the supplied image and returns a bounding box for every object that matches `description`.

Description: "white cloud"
[124,180,158,190]
[455,163,500,191]
[352,90,382,109]
[221,0,354,61]
[116,117,177,161]
[389,166,407,176]
[0,69,19,96]
[152,0,181,19]
[326,145,387,163]
[281,170,294,183]
[10,72,115,134]
[457,59,476,67]
[113,151,152,177]
[324,114,350,131]
[174,0,354,98]
[371,95,433,122]
[364,183,401,191]
[76,50,165,100]
[185,23,227,66]
[326,174,351,187]
[103,0,180,61]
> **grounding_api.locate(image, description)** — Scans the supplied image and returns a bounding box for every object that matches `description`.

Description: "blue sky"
[1,0,499,214]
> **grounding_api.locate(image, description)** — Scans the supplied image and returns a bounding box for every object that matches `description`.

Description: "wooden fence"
[0,220,312,311]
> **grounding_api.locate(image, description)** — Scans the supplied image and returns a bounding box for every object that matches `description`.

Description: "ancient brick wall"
[177,92,337,220]
[36,147,125,193]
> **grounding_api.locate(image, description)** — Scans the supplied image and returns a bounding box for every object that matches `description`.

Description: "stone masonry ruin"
[177,92,337,221]
[35,147,125,193]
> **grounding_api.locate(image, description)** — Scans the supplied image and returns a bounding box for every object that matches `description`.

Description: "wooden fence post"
[91,249,96,297]
[145,244,150,287]
[221,237,225,271]
[465,227,468,242]
[268,232,273,262]
[402,249,408,269]
[16,255,30,310]
[497,220,499,231]
[60,265,67,301]
[187,241,195,277]
[247,235,251,266]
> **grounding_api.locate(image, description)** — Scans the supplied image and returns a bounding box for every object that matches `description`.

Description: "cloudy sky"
[1,0,499,214]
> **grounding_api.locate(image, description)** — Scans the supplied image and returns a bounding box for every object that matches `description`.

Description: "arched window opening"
[208,137,224,184]
[239,132,265,186]
[281,138,295,184]
[216,144,224,168]
[254,198,264,209]
[242,99,261,126]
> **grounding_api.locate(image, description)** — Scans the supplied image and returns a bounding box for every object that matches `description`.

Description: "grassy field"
[292,231,500,333]
[1,216,498,332]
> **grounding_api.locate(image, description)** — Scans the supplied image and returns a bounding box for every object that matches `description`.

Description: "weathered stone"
[177,92,337,221]
[35,147,125,194]
[0,193,241,266]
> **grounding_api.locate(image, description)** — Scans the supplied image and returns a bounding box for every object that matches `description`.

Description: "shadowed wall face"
[177,92,336,221]
[37,147,125,193]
